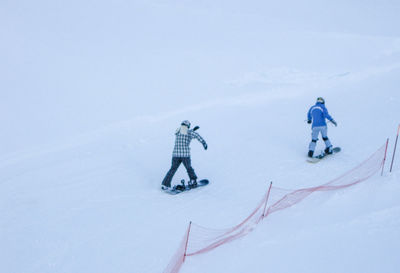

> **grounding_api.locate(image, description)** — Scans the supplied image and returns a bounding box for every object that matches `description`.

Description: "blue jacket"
[307,102,334,128]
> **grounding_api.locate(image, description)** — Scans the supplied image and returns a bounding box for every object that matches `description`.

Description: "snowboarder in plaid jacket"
[161,120,207,190]
[307,97,337,157]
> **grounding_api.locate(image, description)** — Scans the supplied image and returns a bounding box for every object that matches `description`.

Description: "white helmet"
[316,97,325,104]
[181,120,191,128]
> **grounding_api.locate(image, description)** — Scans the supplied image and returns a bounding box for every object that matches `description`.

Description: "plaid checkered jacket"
[172,128,206,158]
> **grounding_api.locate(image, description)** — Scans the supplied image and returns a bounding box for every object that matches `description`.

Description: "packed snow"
[1,1,400,273]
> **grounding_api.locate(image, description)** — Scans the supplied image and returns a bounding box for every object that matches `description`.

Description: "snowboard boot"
[324,146,333,155]
[161,185,170,191]
[308,150,314,158]
[188,179,197,189]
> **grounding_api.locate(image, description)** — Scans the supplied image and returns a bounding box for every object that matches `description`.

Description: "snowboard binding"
[173,180,186,191]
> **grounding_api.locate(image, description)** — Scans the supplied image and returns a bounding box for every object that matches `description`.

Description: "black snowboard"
[163,179,209,195]
[307,147,341,163]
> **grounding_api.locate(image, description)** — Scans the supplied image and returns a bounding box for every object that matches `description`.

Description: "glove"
[307,120,312,124]
[193,126,200,131]
[331,119,337,127]
[203,143,208,150]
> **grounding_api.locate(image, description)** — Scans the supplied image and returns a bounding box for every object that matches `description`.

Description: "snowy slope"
[1,1,400,273]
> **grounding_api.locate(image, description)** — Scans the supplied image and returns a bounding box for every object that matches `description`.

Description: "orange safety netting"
[163,142,388,273]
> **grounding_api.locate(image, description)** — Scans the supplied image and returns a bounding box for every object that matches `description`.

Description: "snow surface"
[1,1,400,272]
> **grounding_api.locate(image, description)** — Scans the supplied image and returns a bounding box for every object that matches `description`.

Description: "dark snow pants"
[162,157,197,187]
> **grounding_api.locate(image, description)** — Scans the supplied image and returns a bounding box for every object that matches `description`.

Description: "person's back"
[172,126,205,158]
[307,102,333,128]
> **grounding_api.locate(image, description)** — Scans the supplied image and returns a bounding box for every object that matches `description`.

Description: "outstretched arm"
[192,131,207,150]
[323,106,333,121]
[307,107,312,123]
[323,107,337,126]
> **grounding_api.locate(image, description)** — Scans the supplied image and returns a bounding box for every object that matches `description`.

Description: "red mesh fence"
[163,224,191,273]
[267,142,387,216]
[186,182,272,257]
[163,142,388,273]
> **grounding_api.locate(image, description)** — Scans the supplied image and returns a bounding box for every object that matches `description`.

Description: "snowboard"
[163,179,209,195]
[307,147,341,163]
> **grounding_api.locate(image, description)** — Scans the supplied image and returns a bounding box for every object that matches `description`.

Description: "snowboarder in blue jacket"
[307,97,337,158]
[161,120,207,190]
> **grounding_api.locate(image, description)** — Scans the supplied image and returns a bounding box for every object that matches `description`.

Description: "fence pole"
[262,182,273,218]
[390,124,400,172]
[182,221,192,263]
[381,138,389,176]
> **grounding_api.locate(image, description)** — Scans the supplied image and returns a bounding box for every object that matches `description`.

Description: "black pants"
[162,157,197,187]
